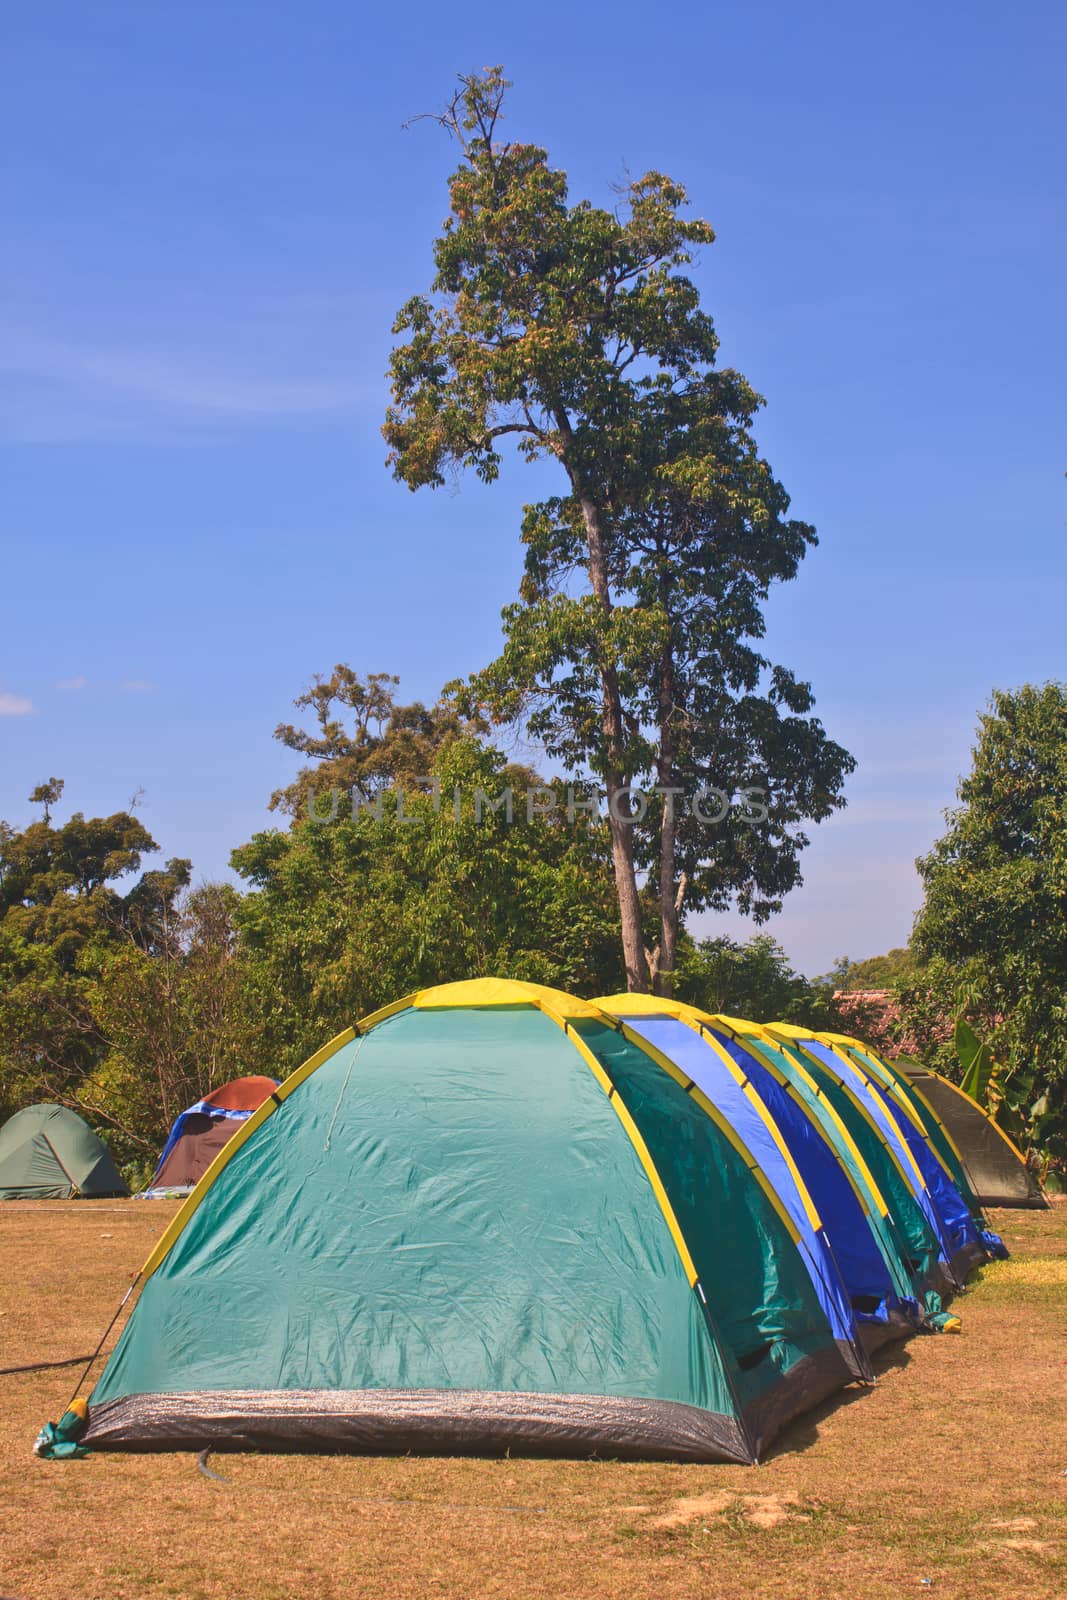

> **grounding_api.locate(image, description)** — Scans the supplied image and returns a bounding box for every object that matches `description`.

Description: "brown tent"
[144,1077,278,1194]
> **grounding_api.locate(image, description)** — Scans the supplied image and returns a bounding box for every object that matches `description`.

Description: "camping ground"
[1,1200,1064,1600]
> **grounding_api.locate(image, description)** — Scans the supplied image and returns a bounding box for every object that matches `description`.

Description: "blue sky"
[2,1,1064,974]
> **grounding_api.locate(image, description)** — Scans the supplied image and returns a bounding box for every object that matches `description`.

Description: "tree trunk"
[653,632,681,997]
[556,410,649,991]
[566,498,649,988]
[605,766,651,992]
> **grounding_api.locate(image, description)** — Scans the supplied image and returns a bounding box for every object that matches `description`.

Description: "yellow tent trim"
[817,1037,932,1197]
[139,979,700,1296]
[416,978,703,1277]
[826,1036,963,1186]
[595,992,698,1018]
[556,1021,699,1286]
[413,976,603,1019]
[596,1001,893,1225]
[140,1022,361,1278]
[881,1063,972,1175]
[836,1039,1031,1196]
[596,996,818,1235]
[726,1024,892,1222]
[609,1019,805,1244]
[766,1028,928,1201]
[353,993,421,1032]
[597,994,777,1044]
[881,1054,995,1200]
[917,1067,1034,1169]
[689,1027,820,1235]
[716,1012,779,1037]
[830,1035,934,1135]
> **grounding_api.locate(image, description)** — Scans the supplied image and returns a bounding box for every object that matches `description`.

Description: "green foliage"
[833,947,916,990]
[471,433,854,957]
[384,68,717,498]
[951,1014,1066,1182]
[232,736,626,1075]
[887,960,957,1073]
[0,785,262,1170]
[0,782,188,1126]
[676,934,847,1031]
[910,683,1067,1124]
[888,684,1067,1176]
[28,776,64,823]
[270,664,478,817]
[0,789,178,970]
[0,926,95,1124]
[77,884,268,1166]
[955,1016,1002,1108]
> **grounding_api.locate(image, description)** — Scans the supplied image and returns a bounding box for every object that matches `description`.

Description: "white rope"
[323,1031,367,1152]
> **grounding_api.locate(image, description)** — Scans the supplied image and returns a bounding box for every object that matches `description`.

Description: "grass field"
[1,1199,1064,1600]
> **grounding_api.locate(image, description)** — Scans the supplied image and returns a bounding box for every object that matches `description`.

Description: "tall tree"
[385,68,851,990]
[0,782,183,969]
[472,415,853,989]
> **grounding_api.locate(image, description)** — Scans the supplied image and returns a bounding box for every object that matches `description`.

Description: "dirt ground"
[1,1198,1064,1600]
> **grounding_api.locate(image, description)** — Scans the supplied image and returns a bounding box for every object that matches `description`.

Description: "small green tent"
[0,1105,128,1200]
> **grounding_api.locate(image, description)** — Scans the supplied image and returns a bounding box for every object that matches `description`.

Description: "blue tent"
[142,1076,279,1197]
[597,999,918,1358]
[775,1033,985,1286]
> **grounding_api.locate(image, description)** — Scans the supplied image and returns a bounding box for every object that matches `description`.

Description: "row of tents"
[2,1024,1038,1214]
[20,979,1046,1464]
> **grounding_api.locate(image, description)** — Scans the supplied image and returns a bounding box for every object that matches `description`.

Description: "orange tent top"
[200,1077,278,1113]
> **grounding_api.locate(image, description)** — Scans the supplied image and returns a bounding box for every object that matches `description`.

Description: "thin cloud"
[56,675,88,691]
[0,326,364,421]
[120,679,157,693]
[0,691,33,716]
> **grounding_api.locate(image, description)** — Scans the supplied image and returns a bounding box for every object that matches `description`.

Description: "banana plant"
[955,1018,1003,1112]
[954,1017,1066,1191]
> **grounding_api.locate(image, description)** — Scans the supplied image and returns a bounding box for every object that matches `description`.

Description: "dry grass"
[1,1199,1065,1600]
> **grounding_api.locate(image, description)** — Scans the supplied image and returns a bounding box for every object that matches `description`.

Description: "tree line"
[2,674,1062,1182]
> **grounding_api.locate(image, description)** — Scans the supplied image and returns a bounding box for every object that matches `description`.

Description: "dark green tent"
[892,1062,1047,1209]
[0,1105,128,1199]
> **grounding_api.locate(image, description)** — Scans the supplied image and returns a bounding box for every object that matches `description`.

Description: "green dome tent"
[78,979,855,1464]
[0,1105,128,1200]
